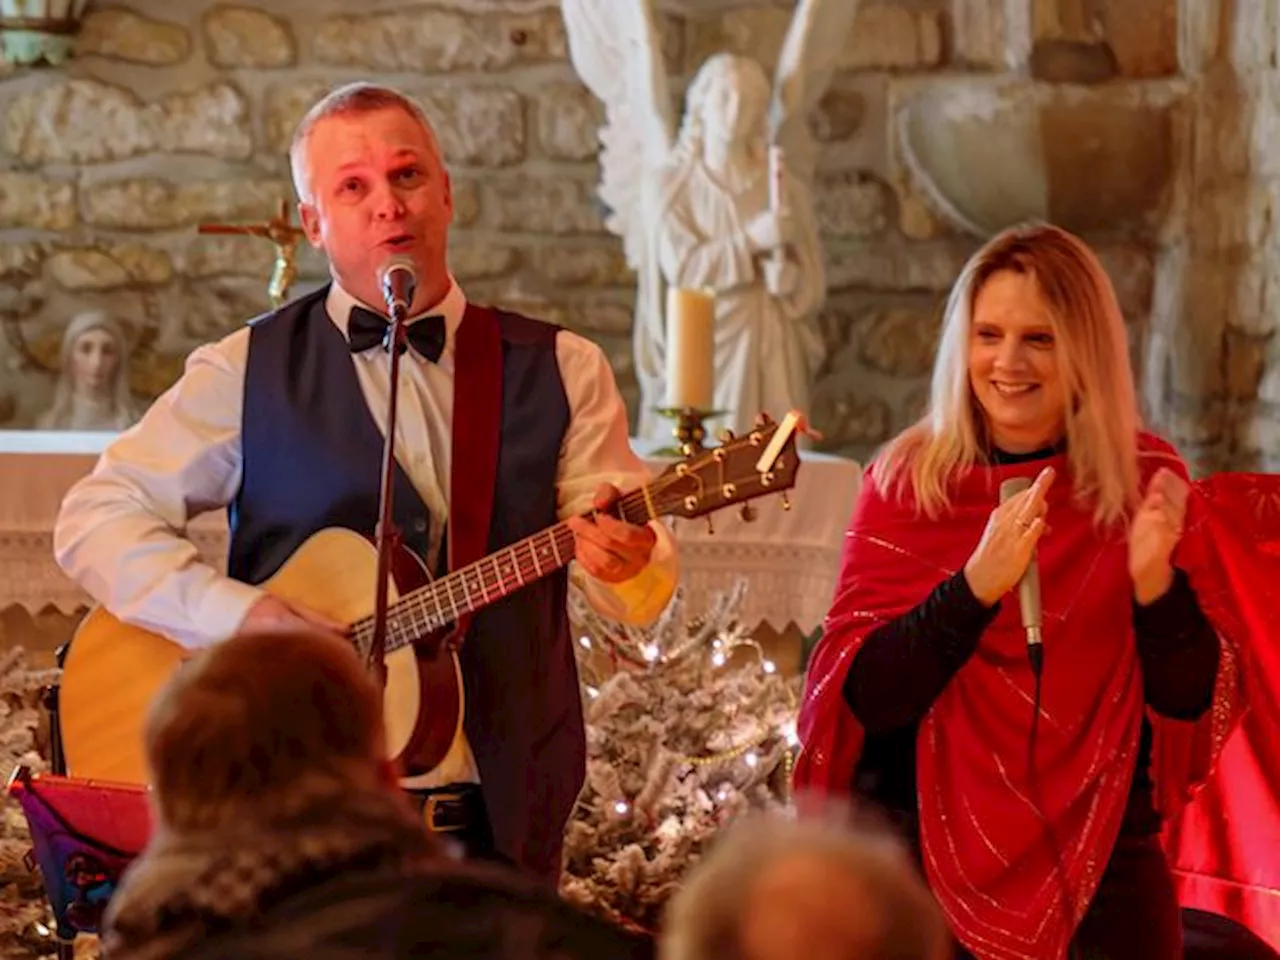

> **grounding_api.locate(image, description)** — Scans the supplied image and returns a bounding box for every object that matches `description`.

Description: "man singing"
[54,81,678,883]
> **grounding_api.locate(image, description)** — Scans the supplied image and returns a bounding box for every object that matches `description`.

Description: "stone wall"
[0,0,1269,471]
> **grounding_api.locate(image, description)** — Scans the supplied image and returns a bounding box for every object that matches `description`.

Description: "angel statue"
[562,0,860,441]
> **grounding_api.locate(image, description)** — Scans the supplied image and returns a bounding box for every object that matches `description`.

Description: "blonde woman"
[794,223,1231,960]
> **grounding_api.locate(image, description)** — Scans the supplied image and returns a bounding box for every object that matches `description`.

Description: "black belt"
[407,783,484,834]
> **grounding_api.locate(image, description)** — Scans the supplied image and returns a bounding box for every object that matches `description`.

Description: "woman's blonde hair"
[876,222,1141,527]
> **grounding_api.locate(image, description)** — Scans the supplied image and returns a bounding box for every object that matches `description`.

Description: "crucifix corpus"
[198,198,306,307]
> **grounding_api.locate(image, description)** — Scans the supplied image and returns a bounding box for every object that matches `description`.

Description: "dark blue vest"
[230,288,581,878]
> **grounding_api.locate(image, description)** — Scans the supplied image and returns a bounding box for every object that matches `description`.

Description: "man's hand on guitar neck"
[240,595,349,638]
[566,483,658,584]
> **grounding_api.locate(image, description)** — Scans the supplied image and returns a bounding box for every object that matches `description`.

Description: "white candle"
[768,144,787,215]
[665,287,714,410]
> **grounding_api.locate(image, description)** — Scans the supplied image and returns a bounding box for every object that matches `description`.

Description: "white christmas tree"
[559,579,800,932]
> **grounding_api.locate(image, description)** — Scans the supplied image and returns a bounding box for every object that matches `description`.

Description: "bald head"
[662,813,950,960]
[740,851,886,960]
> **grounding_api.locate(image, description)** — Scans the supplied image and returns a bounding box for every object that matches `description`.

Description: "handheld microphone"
[379,256,417,317]
[999,476,1043,677]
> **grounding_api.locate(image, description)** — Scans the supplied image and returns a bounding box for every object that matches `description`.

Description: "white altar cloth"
[0,431,860,633]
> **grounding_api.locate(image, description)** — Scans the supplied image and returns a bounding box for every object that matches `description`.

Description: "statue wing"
[561,0,676,269]
[769,0,862,183]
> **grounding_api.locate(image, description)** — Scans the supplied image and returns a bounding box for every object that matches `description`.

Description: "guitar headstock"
[652,411,803,521]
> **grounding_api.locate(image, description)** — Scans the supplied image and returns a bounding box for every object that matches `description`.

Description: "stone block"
[182,236,326,283]
[0,243,48,280]
[825,240,974,292]
[1165,391,1225,448]
[1224,329,1270,400]
[567,301,633,337]
[812,85,865,143]
[1190,181,1271,255]
[815,171,891,239]
[1039,94,1176,233]
[265,82,525,167]
[428,89,525,167]
[452,180,480,227]
[686,8,791,76]
[857,306,941,378]
[5,80,252,164]
[1032,0,1177,78]
[448,242,520,282]
[0,174,75,231]
[1030,40,1118,83]
[75,9,190,65]
[203,5,295,68]
[529,245,633,287]
[687,4,936,74]
[1250,72,1280,180]
[1093,244,1154,316]
[952,0,1030,70]
[47,246,173,291]
[314,8,566,73]
[842,5,943,70]
[483,177,604,235]
[82,178,290,231]
[534,84,603,162]
[807,387,892,448]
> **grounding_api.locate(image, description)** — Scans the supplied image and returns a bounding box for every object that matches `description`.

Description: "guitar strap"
[444,302,503,648]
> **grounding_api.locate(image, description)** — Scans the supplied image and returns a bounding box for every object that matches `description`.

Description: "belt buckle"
[422,791,465,833]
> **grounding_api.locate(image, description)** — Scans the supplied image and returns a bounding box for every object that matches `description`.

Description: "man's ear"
[298,202,324,249]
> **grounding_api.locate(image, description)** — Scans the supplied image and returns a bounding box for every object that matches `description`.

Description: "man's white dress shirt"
[54,278,678,789]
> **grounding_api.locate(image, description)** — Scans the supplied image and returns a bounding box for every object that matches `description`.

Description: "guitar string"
[346,466,733,656]
[348,477,694,655]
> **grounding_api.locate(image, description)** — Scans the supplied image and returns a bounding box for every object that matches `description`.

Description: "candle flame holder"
[652,406,725,457]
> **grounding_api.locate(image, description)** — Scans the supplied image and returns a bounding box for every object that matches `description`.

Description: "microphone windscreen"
[999,476,1032,503]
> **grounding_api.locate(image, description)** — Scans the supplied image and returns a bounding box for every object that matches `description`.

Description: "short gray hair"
[662,809,950,960]
[289,82,443,203]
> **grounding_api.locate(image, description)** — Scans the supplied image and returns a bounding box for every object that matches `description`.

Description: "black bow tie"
[347,307,446,362]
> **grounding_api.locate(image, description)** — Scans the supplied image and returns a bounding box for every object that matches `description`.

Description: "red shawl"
[1156,471,1280,950]
[794,433,1267,959]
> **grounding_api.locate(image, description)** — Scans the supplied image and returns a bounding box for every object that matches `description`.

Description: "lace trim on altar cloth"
[0,531,841,633]
[0,529,227,615]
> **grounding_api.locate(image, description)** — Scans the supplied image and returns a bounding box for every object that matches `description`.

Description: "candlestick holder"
[652,406,724,457]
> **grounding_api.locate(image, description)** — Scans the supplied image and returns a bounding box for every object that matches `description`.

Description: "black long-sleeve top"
[841,451,1221,850]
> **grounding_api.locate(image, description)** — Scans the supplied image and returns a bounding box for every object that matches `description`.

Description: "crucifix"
[198,198,306,307]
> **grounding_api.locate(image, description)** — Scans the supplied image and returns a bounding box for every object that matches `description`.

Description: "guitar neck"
[354,487,657,656]
[350,411,805,658]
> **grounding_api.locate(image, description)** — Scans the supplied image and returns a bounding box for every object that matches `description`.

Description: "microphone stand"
[370,290,410,689]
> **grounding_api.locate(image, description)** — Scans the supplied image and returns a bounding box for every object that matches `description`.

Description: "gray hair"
[289,82,443,204]
[662,809,950,960]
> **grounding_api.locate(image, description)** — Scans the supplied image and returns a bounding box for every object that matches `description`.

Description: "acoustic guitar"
[57,412,805,786]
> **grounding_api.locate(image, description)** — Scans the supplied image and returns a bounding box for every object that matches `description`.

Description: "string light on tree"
[560,579,798,933]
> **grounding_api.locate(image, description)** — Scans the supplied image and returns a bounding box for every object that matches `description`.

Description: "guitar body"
[59,528,463,786]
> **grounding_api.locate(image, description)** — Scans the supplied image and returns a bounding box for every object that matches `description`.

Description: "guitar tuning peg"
[718,428,736,443]
[755,412,774,428]
[740,503,756,523]
[781,491,792,511]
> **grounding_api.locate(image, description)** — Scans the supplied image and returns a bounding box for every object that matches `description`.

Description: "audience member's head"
[143,627,402,834]
[662,807,950,960]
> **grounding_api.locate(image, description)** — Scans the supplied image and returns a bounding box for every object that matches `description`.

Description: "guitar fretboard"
[348,486,659,659]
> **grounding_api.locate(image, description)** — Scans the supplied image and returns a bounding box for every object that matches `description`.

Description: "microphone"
[379,256,417,317]
[999,476,1043,677]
